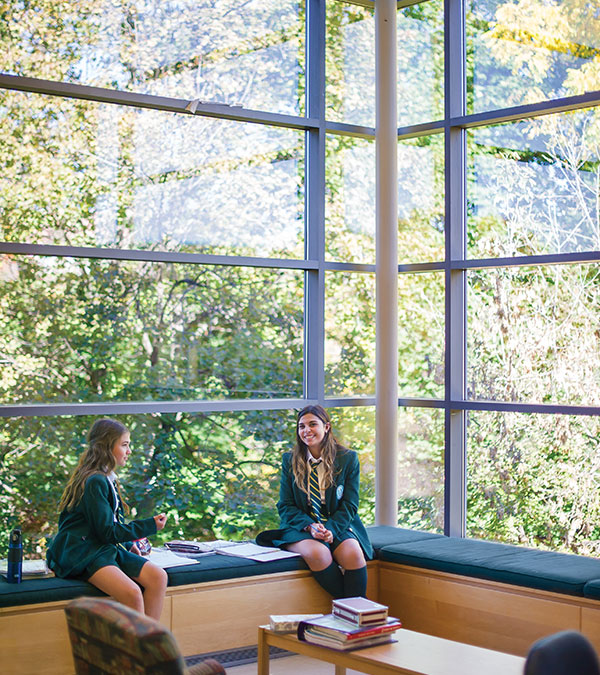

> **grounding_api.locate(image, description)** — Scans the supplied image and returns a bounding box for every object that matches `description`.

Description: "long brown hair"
[291,405,343,495]
[59,418,130,513]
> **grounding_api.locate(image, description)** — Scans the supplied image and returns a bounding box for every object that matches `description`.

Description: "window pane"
[467,109,600,259]
[329,406,376,525]
[398,407,444,533]
[0,91,304,257]
[467,0,600,114]
[399,272,445,399]
[399,134,445,264]
[398,0,445,127]
[467,265,600,405]
[0,257,303,404]
[326,2,375,127]
[0,409,295,557]
[467,411,600,554]
[325,272,375,397]
[2,0,304,116]
[325,135,375,264]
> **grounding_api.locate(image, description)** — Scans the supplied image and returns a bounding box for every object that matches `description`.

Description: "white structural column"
[375,0,399,526]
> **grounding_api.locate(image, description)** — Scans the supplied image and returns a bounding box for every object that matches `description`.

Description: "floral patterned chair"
[64,596,226,674]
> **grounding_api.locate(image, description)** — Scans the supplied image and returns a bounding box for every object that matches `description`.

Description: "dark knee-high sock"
[343,566,367,598]
[313,561,344,599]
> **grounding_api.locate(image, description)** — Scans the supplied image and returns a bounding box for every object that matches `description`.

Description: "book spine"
[344,622,401,641]
[332,607,360,624]
[332,607,387,626]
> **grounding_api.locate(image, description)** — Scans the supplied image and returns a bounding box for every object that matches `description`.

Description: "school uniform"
[273,448,374,560]
[47,473,156,580]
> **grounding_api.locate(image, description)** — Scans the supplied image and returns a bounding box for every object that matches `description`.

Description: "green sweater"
[276,449,374,559]
[47,473,156,578]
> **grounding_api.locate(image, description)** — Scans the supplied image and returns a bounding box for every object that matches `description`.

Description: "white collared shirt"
[106,471,120,523]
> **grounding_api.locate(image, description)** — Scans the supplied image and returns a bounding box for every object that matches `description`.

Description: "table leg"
[334,666,346,675]
[257,628,270,675]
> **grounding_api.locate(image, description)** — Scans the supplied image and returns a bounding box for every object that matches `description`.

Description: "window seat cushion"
[0,525,438,608]
[378,536,600,596]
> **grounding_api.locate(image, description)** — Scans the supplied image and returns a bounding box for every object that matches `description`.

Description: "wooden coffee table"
[258,626,525,675]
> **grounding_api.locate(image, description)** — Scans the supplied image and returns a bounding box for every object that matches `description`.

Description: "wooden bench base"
[4,559,600,674]
[2,562,378,675]
[380,562,600,657]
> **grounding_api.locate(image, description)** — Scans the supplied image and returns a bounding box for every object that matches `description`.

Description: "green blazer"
[275,448,373,560]
[47,473,156,578]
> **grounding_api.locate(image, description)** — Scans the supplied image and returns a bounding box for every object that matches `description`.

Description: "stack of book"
[297,597,401,651]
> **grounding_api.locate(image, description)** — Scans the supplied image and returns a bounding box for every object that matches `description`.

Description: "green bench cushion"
[0,575,105,608]
[379,536,600,596]
[366,525,443,556]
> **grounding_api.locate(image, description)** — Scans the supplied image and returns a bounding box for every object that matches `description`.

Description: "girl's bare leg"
[87,565,144,614]
[133,561,168,620]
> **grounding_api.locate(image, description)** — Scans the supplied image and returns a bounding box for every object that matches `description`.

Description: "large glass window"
[468,264,600,406]
[325,135,375,264]
[467,411,600,554]
[399,272,445,399]
[399,134,445,264]
[398,407,444,533]
[325,271,376,397]
[1,256,304,404]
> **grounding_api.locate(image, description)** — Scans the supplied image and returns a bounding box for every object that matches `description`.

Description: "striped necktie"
[309,460,323,522]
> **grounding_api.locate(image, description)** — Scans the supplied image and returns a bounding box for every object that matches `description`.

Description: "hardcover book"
[297,614,401,643]
[332,596,388,626]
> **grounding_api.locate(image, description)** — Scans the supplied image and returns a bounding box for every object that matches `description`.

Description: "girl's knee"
[334,541,366,569]
[305,545,333,570]
[143,563,168,590]
[120,583,144,610]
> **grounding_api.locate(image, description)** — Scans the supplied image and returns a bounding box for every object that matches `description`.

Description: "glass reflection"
[467,0,600,114]
[397,0,444,127]
[0,91,304,256]
[398,134,445,264]
[326,2,375,127]
[467,109,600,258]
[2,0,304,116]
[326,136,375,264]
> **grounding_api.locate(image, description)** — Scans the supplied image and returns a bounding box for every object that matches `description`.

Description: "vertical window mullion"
[444,0,467,537]
[304,0,327,404]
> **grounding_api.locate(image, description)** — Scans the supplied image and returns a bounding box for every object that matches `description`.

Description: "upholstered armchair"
[64,596,226,674]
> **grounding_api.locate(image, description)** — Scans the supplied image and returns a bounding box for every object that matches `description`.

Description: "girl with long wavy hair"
[266,405,373,598]
[47,418,168,619]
